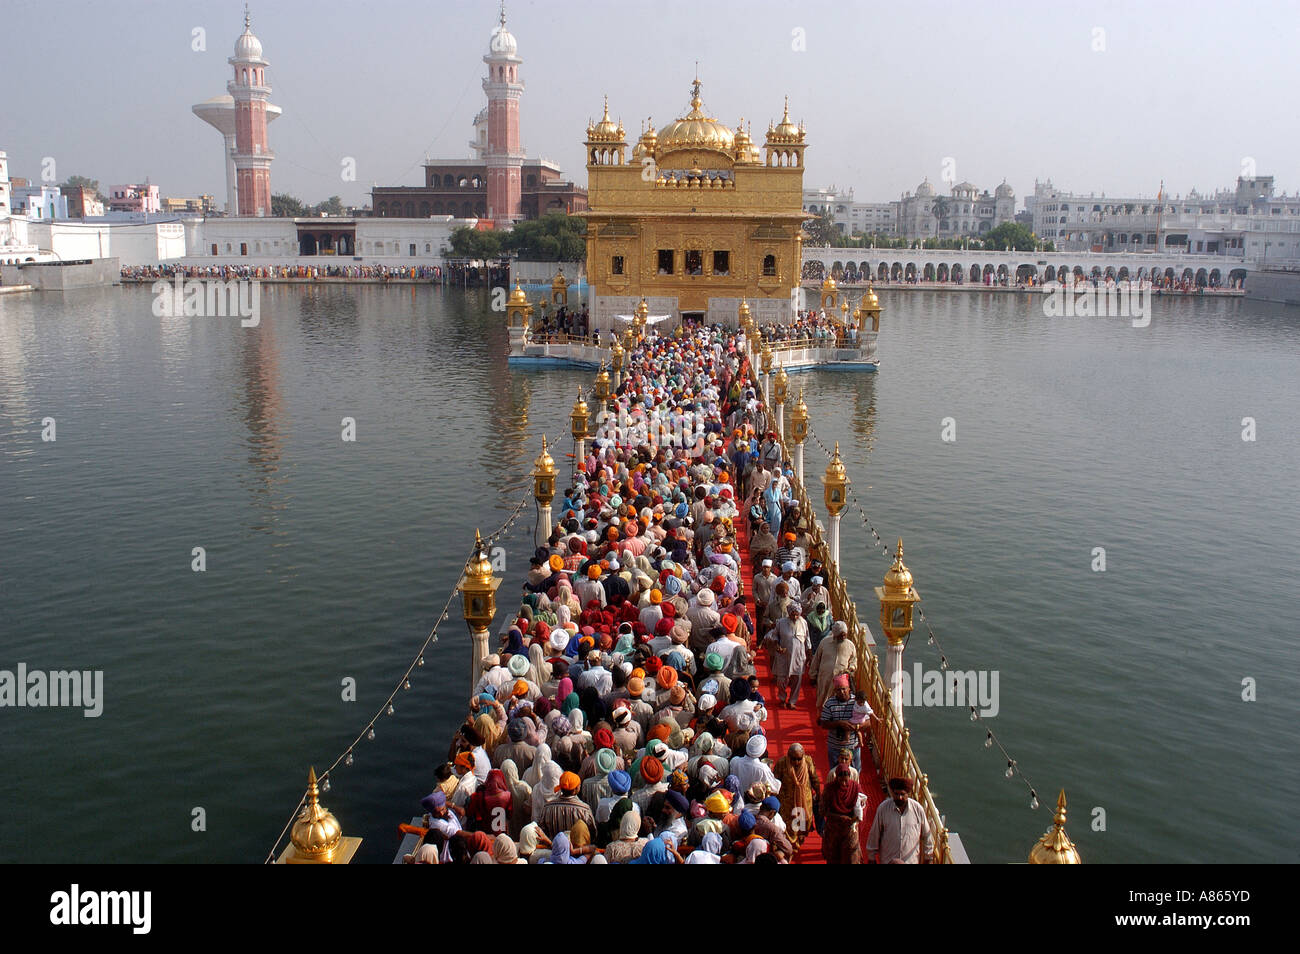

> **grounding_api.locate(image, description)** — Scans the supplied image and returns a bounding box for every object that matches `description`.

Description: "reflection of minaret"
[853,376,877,455]
[236,314,287,519]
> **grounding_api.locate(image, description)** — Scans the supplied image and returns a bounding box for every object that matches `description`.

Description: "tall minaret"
[483,4,524,223]
[228,7,274,217]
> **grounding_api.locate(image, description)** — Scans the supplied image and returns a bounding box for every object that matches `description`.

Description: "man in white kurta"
[769,603,810,708]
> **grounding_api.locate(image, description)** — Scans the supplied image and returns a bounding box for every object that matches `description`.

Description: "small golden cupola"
[764,97,807,167]
[585,96,627,166]
[1029,790,1083,864]
[733,119,761,165]
[633,117,658,163]
[278,767,362,864]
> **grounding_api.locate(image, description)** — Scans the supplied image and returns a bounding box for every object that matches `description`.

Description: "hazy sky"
[5,0,1298,208]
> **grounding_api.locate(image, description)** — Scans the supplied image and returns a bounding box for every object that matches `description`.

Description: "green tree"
[802,212,837,247]
[983,222,1039,251]
[501,213,586,261]
[448,226,503,259]
[310,195,344,216]
[272,193,305,217]
[59,175,105,200]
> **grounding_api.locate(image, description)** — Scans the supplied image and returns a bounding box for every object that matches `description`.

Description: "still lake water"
[1,283,1296,863]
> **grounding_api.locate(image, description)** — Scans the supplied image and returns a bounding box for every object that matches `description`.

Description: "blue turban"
[738,810,757,833]
[608,770,632,794]
[420,791,446,813]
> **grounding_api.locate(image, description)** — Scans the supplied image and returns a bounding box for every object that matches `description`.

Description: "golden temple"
[581,78,809,329]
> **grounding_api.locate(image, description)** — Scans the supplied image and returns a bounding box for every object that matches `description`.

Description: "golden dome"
[290,767,343,861]
[587,96,625,143]
[738,298,751,318]
[1029,790,1083,864]
[657,79,735,160]
[881,539,915,596]
[766,97,805,144]
[821,275,837,292]
[863,284,880,309]
[508,282,529,305]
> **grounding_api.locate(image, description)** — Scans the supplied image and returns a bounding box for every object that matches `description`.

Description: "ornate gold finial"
[1029,790,1083,864]
[824,441,848,514]
[535,435,556,477]
[465,529,494,585]
[289,767,343,862]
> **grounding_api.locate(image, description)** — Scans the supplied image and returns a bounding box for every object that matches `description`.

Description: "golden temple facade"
[581,79,808,329]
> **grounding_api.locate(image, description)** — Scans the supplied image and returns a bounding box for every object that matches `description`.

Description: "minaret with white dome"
[483,3,524,223]
[228,6,274,217]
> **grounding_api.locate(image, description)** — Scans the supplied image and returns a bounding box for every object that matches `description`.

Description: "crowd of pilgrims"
[405,326,874,864]
[757,311,861,346]
[530,304,590,340]
[120,263,443,281]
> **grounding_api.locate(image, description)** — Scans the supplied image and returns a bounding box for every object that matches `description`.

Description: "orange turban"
[555,771,581,793]
[656,666,678,689]
[640,756,664,784]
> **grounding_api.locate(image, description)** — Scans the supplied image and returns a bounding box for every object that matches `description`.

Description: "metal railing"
[748,343,952,863]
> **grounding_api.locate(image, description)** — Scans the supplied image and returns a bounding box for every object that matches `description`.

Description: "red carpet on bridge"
[732,478,885,863]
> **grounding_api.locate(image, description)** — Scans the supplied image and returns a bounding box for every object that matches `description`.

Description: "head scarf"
[629,836,671,865]
[547,831,586,864]
[492,832,519,864]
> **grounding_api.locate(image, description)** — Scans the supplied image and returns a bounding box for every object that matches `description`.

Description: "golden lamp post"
[570,388,589,476]
[610,338,624,387]
[533,436,556,545]
[788,386,809,485]
[862,284,881,333]
[875,539,921,724]
[594,362,612,415]
[823,441,848,569]
[737,298,752,336]
[760,342,774,407]
[460,529,502,693]
[773,362,789,436]
[276,767,362,864]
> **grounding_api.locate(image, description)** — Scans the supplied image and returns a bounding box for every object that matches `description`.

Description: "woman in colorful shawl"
[820,748,867,864]
[466,768,512,834]
[772,743,821,851]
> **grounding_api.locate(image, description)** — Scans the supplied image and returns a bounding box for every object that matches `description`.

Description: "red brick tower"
[483,6,524,224]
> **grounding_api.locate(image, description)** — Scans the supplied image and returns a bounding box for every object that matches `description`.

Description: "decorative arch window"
[762,254,777,277]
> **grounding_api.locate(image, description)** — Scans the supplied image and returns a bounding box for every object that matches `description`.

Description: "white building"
[897,179,1015,240]
[1032,175,1300,263]
[183,214,470,266]
[803,186,899,236]
[11,184,69,221]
